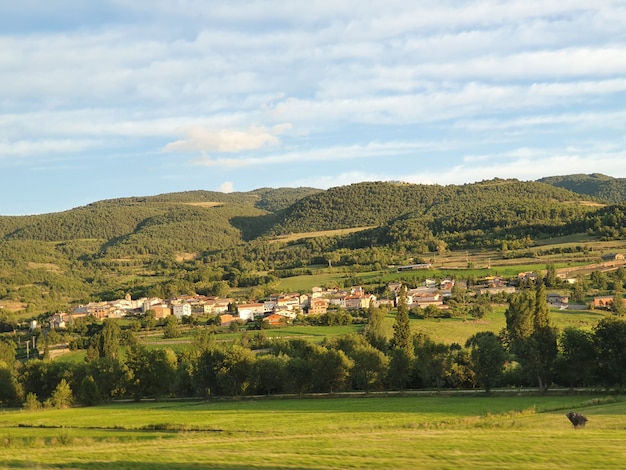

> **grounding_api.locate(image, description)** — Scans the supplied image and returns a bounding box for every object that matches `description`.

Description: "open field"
[269,226,376,244]
[0,395,624,469]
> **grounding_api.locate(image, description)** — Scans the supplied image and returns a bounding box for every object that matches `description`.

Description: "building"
[172,303,192,319]
[593,296,614,309]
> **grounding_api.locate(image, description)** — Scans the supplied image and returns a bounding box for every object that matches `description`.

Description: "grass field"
[0,395,624,469]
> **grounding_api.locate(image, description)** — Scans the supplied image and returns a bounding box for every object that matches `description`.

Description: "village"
[44,256,626,332]
[46,277,465,330]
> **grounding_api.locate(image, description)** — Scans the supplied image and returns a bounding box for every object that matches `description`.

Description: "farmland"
[0,395,624,469]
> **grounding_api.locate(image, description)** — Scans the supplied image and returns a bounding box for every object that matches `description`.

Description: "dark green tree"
[465,331,506,392]
[594,317,626,389]
[387,346,413,391]
[556,327,596,388]
[505,284,558,392]
[349,344,389,392]
[392,285,411,349]
[98,319,121,360]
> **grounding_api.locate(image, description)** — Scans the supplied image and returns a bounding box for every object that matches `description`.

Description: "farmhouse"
[547,293,569,306]
[593,296,614,309]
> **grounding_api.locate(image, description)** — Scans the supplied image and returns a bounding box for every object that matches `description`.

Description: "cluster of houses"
[48,286,380,329]
[46,262,625,329]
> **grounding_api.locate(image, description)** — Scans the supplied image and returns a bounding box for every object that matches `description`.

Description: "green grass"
[0,395,624,469]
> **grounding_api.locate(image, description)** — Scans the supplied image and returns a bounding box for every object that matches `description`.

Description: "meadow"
[1,394,624,469]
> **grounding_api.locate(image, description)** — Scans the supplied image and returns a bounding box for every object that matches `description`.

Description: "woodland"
[1,173,626,407]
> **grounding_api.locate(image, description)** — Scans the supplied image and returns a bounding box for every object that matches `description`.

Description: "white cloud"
[163,125,290,153]
[406,149,626,186]
[189,140,451,168]
[218,181,234,193]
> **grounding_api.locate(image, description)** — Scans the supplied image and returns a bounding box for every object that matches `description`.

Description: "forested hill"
[538,173,626,203]
[0,187,320,256]
[269,179,593,235]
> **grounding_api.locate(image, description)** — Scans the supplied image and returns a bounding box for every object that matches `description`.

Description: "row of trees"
[2,285,626,408]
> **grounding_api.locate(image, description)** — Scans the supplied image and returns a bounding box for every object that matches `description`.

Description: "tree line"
[2,284,626,408]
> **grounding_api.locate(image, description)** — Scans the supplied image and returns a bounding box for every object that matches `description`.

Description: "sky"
[2,1,626,215]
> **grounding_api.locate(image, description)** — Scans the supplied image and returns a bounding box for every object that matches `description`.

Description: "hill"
[1,178,626,316]
[538,173,626,203]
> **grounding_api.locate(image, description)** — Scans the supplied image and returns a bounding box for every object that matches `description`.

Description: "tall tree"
[611,284,625,316]
[392,285,411,350]
[364,305,388,351]
[505,284,558,391]
[594,317,626,389]
[97,319,121,360]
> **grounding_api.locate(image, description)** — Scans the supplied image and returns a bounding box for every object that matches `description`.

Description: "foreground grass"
[0,395,624,469]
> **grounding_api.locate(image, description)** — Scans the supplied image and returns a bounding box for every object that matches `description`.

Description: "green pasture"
[0,395,624,469]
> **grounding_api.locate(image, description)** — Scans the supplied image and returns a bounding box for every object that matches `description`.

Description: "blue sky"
[2,1,626,215]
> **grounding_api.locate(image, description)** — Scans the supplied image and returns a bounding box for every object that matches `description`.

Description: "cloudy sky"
[2,1,626,215]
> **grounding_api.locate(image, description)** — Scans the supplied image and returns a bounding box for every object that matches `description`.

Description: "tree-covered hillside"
[270,179,592,236]
[539,173,626,203]
[1,179,626,317]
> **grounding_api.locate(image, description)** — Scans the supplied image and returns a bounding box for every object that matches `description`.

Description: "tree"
[349,344,389,391]
[310,346,353,393]
[163,315,181,338]
[544,263,559,287]
[594,317,626,389]
[77,375,100,406]
[413,336,450,391]
[556,327,596,388]
[387,346,413,391]
[392,285,411,350]
[0,366,22,406]
[97,319,121,360]
[611,284,625,316]
[126,345,177,399]
[48,378,73,409]
[465,332,506,392]
[504,284,558,392]
[253,354,289,395]
[216,345,256,396]
[469,296,492,320]
[363,305,388,351]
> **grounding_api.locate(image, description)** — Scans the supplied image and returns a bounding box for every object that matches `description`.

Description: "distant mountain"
[538,173,626,203]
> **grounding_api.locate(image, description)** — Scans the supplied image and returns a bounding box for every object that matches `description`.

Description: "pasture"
[0,395,624,469]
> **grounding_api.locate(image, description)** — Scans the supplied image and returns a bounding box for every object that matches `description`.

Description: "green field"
[0,395,624,469]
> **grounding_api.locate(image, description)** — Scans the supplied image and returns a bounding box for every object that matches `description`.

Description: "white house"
[172,303,192,319]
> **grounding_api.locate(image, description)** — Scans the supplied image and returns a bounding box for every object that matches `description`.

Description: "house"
[219,313,235,326]
[49,312,70,329]
[593,296,614,309]
[547,293,569,305]
[203,298,233,315]
[602,253,625,261]
[172,303,192,319]
[409,292,444,308]
[308,298,329,315]
[152,304,172,319]
[518,272,538,283]
[237,303,265,321]
[344,293,376,310]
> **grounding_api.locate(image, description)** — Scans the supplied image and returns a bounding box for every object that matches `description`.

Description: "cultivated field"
[0,395,624,469]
